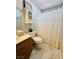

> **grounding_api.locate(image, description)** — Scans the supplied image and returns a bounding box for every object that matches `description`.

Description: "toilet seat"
[33,37,42,43]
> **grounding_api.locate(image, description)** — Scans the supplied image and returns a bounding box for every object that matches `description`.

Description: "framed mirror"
[16,7,23,30]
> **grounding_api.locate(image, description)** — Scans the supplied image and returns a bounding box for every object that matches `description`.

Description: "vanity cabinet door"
[16,38,33,59]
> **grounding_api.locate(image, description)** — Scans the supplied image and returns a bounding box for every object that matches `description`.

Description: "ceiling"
[31,0,63,10]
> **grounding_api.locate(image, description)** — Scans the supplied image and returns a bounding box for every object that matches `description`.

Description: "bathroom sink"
[16,30,24,36]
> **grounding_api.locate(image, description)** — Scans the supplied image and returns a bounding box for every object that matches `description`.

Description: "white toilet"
[33,36,42,49]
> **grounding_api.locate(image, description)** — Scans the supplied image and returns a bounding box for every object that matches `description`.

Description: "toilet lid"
[33,37,42,42]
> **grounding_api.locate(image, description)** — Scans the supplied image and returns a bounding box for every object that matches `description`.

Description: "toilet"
[33,36,42,50]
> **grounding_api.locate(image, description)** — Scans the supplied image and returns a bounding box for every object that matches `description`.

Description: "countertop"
[16,34,32,44]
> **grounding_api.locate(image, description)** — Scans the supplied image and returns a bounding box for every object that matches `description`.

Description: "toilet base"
[35,43,42,50]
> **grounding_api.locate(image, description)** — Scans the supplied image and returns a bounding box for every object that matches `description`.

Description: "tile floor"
[29,43,62,59]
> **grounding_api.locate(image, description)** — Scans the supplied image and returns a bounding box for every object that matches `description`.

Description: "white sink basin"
[16,30,24,36]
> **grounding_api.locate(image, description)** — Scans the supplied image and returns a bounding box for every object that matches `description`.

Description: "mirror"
[16,7,23,30]
[16,7,25,35]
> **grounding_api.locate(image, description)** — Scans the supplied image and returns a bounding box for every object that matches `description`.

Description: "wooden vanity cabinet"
[16,37,33,59]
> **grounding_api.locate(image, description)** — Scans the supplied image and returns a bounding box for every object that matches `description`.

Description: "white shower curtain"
[33,8,63,48]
